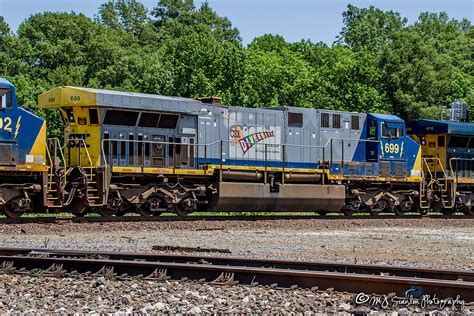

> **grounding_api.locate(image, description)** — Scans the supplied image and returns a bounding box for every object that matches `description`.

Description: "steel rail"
[0,214,472,224]
[0,247,472,283]
[0,251,472,301]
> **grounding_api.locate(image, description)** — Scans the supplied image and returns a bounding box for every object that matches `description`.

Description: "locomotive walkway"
[0,248,472,302]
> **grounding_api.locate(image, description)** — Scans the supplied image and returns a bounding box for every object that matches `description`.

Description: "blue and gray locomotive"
[1,78,473,217]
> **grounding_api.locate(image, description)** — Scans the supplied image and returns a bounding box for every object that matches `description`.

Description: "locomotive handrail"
[100,138,209,170]
[45,143,54,190]
[449,157,474,182]
[46,138,67,190]
[422,157,448,177]
[67,138,94,182]
[98,137,390,176]
[48,138,67,168]
[421,157,450,200]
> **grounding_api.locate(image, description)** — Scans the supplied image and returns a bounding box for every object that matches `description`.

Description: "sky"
[0,0,472,45]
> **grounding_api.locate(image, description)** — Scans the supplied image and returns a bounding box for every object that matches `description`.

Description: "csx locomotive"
[0,77,473,217]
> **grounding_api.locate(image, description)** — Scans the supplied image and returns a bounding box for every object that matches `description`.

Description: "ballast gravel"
[0,218,472,270]
[0,217,472,313]
[0,275,470,314]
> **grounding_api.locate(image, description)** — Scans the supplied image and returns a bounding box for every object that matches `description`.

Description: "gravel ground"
[0,218,472,313]
[0,218,472,270]
[0,275,471,314]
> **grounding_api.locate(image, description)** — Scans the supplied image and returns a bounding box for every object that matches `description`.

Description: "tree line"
[0,0,472,138]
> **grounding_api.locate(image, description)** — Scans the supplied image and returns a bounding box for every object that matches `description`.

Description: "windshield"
[381,122,403,138]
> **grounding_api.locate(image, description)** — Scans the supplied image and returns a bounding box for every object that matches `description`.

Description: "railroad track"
[0,214,472,224]
[0,248,472,302]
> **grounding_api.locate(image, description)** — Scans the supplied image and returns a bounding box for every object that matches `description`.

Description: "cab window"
[369,121,377,137]
[381,122,403,138]
[65,108,75,123]
[0,89,12,109]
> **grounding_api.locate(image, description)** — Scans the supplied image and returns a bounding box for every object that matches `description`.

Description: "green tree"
[379,12,473,120]
[337,4,407,50]
[152,0,240,42]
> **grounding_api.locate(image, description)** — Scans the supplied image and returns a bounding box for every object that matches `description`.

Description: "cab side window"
[0,89,12,109]
[6,91,12,109]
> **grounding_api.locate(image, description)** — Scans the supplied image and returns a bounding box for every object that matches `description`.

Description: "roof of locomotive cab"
[38,86,204,110]
[406,119,474,136]
[0,78,13,88]
[368,113,404,123]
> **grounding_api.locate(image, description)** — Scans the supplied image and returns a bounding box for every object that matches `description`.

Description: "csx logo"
[70,96,81,102]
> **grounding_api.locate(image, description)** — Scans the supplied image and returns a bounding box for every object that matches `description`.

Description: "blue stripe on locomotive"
[0,78,45,165]
[196,112,420,178]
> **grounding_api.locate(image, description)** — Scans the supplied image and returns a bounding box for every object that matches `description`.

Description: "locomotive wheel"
[115,205,136,217]
[341,209,354,217]
[394,199,412,216]
[369,201,385,216]
[98,207,116,217]
[175,204,192,217]
[115,209,127,217]
[316,211,328,216]
[463,207,473,216]
[441,208,456,216]
[138,205,155,217]
[71,210,87,217]
[2,202,25,218]
[418,208,429,216]
[138,196,165,217]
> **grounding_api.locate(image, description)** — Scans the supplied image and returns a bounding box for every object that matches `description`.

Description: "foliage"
[0,1,472,139]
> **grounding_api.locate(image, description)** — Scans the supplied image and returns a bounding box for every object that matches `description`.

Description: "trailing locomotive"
[407,120,474,215]
[0,77,472,217]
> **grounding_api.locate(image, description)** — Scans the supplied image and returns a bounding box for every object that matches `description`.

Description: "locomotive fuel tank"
[209,182,345,212]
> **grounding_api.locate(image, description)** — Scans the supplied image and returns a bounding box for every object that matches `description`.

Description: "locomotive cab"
[0,83,16,165]
[366,114,422,178]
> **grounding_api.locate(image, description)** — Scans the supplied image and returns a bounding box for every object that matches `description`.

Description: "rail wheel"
[369,199,388,216]
[71,209,86,217]
[2,197,27,218]
[115,205,136,217]
[316,211,328,216]
[341,209,354,217]
[175,204,192,217]
[441,208,456,216]
[463,206,473,216]
[97,194,122,217]
[418,208,429,216]
[97,207,116,217]
[394,199,412,216]
[138,196,165,217]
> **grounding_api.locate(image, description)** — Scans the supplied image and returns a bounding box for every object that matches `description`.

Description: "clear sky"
[1,0,472,45]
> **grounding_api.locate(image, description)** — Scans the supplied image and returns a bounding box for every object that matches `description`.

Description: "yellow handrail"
[70,138,94,182]
[45,143,54,190]
[46,138,67,189]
